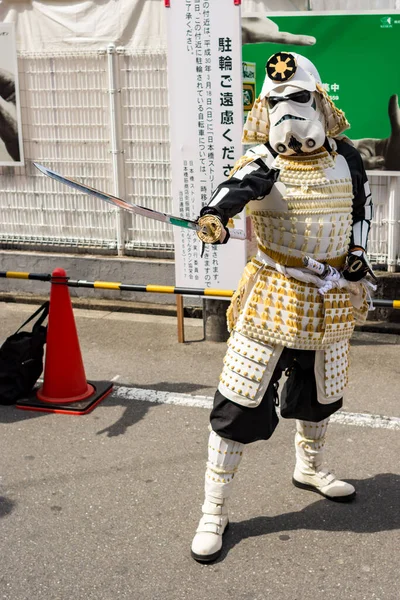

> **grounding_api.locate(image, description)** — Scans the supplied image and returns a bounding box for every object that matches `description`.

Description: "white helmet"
[260,52,321,97]
[243,51,349,149]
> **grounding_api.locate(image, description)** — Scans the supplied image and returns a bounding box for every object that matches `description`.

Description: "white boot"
[191,430,244,563]
[292,418,356,502]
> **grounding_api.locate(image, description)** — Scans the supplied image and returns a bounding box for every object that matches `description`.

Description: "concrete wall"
[0,250,179,306]
[371,271,400,324]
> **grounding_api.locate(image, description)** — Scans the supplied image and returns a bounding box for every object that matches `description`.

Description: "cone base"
[37,382,95,404]
[16,381,113,415]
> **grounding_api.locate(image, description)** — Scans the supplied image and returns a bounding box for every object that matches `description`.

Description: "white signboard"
[165,0,246,290]
[0,23,24,166]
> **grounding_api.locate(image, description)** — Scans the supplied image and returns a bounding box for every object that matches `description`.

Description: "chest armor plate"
[248,149,353,268]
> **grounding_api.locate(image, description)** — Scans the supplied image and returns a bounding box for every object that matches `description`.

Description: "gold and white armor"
[192,51,368,564]
[218,142,368,408]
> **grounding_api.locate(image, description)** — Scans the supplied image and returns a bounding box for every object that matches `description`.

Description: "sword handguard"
[197,214,224,244]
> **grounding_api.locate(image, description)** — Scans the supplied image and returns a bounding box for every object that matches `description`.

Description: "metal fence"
[0,47,173,255]
[0,47,399,269]
[368,175,400,271]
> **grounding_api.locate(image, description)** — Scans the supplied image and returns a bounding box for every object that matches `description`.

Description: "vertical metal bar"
[176,294,185,343]
[386,177,398,273]
[107,43,126,256]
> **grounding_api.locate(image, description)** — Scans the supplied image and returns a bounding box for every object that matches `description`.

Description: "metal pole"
[1,271,400,309]
[386,176,399,273]
[107,43,126,256]
[176,294,185,342]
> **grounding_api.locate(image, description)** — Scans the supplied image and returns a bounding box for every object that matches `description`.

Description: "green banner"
[242,13,400,140]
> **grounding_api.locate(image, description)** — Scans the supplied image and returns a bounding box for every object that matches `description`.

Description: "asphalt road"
[0,302,399,600]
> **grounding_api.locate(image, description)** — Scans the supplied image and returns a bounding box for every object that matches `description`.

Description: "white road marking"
[113,386,213,409]
[330,411,400,430]
[112,386,400,431]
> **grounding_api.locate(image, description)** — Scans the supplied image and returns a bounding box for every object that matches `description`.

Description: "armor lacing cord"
[282,362,297,406]
[272,381,280,406]
[361,279,377,311]
[206,463,239,476]
[255,247,360,293]
[284,364,295,378]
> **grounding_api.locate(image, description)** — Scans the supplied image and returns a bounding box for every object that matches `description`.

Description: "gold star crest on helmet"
[266,52,297,82]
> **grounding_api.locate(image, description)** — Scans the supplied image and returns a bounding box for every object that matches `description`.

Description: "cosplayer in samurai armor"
[191,52,375,563]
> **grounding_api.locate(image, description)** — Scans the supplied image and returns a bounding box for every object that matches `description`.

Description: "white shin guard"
[191,430,244,562]
[293,418,356,501]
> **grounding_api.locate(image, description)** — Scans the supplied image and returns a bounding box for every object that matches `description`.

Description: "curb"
[1,292,400,335]
[0,292,202,319]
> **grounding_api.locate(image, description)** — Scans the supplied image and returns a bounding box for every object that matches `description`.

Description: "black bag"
[0,302,49,405]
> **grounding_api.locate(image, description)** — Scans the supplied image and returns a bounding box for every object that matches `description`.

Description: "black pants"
[210,347,343,444]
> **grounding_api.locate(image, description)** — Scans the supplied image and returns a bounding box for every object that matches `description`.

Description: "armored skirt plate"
[218,330,350,408]
[220,260,368,408]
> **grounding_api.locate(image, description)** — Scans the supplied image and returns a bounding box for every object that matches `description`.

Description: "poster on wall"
[242,11,400,175]
[165,0,246,290]
[242,60,256,118]
[0,22,24,166]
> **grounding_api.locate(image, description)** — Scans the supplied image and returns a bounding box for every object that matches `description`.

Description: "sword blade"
[34,163,247,241]
[33,163,200,231]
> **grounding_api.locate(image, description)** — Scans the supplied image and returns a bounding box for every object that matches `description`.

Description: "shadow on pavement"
[0,496,16,519]
[96,382,211,438]
[0,405,47,424]
[0,381,214,427]
[96,398,150,438]
[218,473,400,561]
[351,333,399,346]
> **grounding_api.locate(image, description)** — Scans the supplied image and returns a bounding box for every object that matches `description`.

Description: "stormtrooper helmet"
[242,52,349,152]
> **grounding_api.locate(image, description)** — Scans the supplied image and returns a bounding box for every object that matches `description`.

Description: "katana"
[33,163,247,241]
[302,255,377,296]
[303,255,337,279]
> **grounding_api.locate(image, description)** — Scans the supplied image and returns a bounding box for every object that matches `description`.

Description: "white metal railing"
[0,52,116,248]
[119,49,173,251]
[368,175,400,271]
[0,48,174,254]
[0,47,398,268]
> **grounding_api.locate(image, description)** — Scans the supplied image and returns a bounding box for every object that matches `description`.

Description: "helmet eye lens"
[267,97,279,109]
[289,90,311,103]
[267,90,311,110]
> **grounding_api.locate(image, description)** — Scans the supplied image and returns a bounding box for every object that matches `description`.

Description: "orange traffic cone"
[17,268,113,415]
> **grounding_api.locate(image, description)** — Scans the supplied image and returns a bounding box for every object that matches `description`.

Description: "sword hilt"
[229,228,247,240]
[303,256,334,279]
[197,214,246,242]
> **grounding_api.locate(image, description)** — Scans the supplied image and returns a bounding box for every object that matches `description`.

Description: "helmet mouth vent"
[288,136,304,153]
